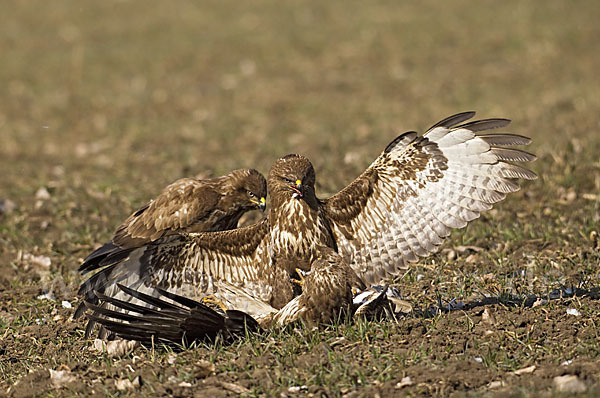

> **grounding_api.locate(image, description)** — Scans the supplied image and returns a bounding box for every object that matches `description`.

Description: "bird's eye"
[282,177,293,184]
[247,191,256,198]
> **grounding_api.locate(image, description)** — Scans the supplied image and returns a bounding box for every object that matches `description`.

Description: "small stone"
[481,308,496,325]
[474,357,483,363]
[566,308,581,316]
[167,354,177,365]
[49,369,77,388]
[553,374,586,393]
[115,376,141,391]
[395,376,413,389]
[0,199,16,215]
[37,293,55,301]
[288,385,307,393]
[93,339,139,358]
[61,300,72,309]
[488,380,505,389]
[179,381,192,387]
[22,253,51,269]
[218,381,250,394]
[512,365,536,375]
[35,187,51,200]
[591,231,599,251]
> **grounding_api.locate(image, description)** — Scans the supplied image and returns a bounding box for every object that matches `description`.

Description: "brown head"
[267,154,317,208]
[310,246,366,291]
[225,168,267,212]
[310,246,342,270]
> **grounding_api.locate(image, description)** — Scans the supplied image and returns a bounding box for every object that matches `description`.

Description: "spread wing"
[75,219,272,327]
[84,284,261,344]
[112,178,222,247]
[323,112,537,285]
[79,178,223,275]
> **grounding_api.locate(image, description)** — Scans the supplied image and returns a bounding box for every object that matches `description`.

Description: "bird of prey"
[78,111,536,337]
[84,248,362,344]
[74,168,267,325]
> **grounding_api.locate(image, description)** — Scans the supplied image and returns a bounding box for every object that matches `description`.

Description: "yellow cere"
[295,179,302,187]
[260,197,266,204]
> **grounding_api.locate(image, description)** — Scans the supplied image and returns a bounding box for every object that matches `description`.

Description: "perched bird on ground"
[78,111,536,339]
[74,168,267,331]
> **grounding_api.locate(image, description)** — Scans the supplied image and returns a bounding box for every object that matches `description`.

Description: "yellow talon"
[202,295,228,312]
[292,268,306,287]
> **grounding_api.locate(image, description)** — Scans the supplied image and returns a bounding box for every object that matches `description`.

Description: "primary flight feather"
[78,111,536,337]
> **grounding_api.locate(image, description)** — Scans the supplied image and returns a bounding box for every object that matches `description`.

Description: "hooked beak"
[290,179,303,198]
[259,197,266,212]
[251,197,267,212]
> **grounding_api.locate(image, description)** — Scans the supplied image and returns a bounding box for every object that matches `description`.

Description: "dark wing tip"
[428,111,476,130]
[384,131,418,153]
[78,242,120,274]
[457,118,511,132]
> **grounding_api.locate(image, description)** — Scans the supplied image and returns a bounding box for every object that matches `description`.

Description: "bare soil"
[2,1,600,396]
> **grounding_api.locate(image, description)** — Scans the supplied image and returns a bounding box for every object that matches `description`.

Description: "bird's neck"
[268,196,334,273]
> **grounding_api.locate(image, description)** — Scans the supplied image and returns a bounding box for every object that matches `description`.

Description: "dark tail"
[82,284,261,345]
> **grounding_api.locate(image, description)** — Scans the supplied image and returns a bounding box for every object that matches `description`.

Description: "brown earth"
[2,0,600,396]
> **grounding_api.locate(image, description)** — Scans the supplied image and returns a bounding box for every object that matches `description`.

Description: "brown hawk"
[74,168,267,325]
[78,111,536,336]
[84,247,360,344]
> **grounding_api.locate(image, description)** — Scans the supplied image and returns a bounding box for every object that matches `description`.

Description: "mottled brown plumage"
[269,247,358,326]
[79,168,266,275]
[83,248,357,344]
[78,111,537,338]
[74,168,266,323]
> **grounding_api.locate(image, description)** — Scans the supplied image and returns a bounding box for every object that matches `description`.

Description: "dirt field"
[1,1,599,396]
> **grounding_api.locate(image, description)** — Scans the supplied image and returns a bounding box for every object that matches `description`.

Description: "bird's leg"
[291,268,307,287]
[201,295,228,312]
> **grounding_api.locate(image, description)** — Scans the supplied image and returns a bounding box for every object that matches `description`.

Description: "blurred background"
[2,2,600,394]
[0,0,599,278]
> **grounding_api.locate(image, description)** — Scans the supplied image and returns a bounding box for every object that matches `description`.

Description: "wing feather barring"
[76,112,536,344]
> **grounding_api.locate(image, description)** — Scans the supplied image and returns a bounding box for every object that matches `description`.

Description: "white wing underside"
[330,113,537,285]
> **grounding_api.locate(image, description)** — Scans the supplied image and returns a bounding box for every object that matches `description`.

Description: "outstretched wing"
[323,112,537,285]
[75,219,272,325]
[85,284,261,344]
[113,178,222,247]
[79,178,221,274]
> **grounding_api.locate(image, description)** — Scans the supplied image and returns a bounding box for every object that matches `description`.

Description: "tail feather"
[83,284,261,345]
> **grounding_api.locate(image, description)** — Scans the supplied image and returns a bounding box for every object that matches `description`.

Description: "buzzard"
[78,111,536,336]
[74,168,267,325]
[84,248,362,344]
